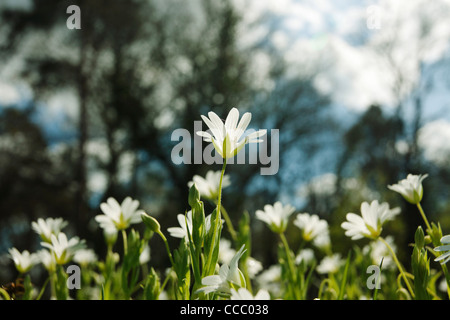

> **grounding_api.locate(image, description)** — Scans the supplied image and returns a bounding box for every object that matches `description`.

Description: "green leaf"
[143,268,161,300]
[338,250,352,300]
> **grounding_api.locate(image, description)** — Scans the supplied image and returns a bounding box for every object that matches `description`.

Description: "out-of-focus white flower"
[31,217,68,243]
[8,248,39,274]
[256,201,296,234]
[362,236,396,270]
[388,174,428,204]
[219,239,236,264]
[294,213,329,242]
[255,265,282,297]
[73,248,97,266]
[37,249,56,272]
[316,254,344,274]
[230,287,270,300]
[167,211,212,240]
[103,227,118,246]
[188,170,231,200]
[313,233,331,251]
[341,200,400,240]
[139,245,151,265]
[197,245,246,295]
[41,233,86,265]
[295,248,315,266]
[434,235,450,265]
[196,107,266,159]
[95,197,144,231]
[246,257,263,278]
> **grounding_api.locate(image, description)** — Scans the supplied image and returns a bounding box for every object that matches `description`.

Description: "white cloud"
[0,81,21,106]
[418,119,450,166]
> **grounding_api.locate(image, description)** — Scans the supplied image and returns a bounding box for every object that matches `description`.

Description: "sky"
[1,0,450,200]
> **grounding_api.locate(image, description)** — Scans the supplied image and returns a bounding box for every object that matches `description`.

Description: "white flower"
[434,235,450,264]
[139,245,151,265]
[313,233,331,251]
[246,257,263,278]
[230,288,270,300]
[362,236,396,270]
[196,107,267,159]
[41,233,86,265]
[256,201,296,234]
[293,213,329,242]
[167,210,212,240]
[197,245,246,295]
[188,170,231,200]
[388,174,428,204]
[295,248,315,266]
[31,217,68,243]
[317,254,344,274]
[219,239,236,264]
[8,248,39,274]
[255,265,282,297]
[95,197,144,231]
[37,249,56,272]
[341,200,400,240]
[73,248,97,266]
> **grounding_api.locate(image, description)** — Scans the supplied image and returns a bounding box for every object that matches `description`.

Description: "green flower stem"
[205,159,227,276]
[157,230,175,267]
[417,202,450,298]
[50,270,56,299]
[216,159,227,220]
[121,229,128,256]
[214,204,237,242]
[279,232,300,299]
[379,236,415,299]
[416,203,432,233]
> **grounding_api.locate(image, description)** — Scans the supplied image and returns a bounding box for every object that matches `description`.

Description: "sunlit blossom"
[37,249,56,272]
[196,107,266,159]
[95,197,145,231]
[341,200,400,240]
[73,248,98,266]
[295,248,315,266]
[188,170,231,200]
[316,254,344,274]
[230,287,270,300]
[256,201,296,234]
[294,213,329,242]
[41,233,86,265]
[197,245,246,295]
[363,235,396,269]
[8,248,39,274]
[388,174,428,205]
[31,217,68,243]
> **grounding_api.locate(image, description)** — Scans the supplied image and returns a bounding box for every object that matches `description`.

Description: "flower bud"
[141,212,161,234]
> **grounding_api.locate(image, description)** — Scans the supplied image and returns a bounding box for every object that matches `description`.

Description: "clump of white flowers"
[3,103,450,302]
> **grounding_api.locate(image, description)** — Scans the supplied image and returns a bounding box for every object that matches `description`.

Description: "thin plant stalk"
[204,159,227,276]
[416,203,432,232]
[379,236,415,298]
[122,230,128,256]
[279,232,300,299]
